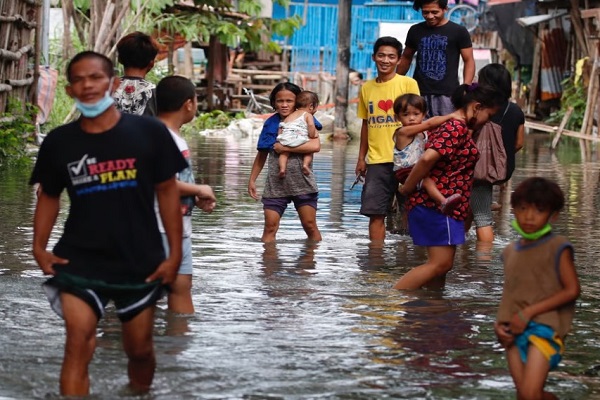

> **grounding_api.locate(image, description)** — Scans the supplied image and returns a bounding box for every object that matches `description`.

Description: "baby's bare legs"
[422,177,462,215]
[302,153,314,176]
[278,152,290,178]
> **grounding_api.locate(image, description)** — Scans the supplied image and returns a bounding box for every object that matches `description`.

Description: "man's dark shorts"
[43,272,166,322]
[262,192,318,216]
[360,163,397,216]
[424,94,455,118]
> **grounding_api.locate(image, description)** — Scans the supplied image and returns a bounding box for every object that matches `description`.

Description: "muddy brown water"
[1,131,599,399]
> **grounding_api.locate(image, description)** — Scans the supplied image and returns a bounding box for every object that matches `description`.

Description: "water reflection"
[261,240,318,277]
[0,133,599,398]
[389,295,474,374]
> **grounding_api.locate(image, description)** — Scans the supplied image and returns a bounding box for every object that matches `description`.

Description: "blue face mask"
[74,78,115,118]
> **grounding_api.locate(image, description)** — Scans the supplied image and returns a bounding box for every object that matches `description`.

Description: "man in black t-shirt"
[397,0,475,117]
[30,51,187,396]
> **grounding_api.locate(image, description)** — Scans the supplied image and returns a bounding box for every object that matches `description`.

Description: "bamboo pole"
[6,77,34,86]
[0,45,33,61]
[106,0,152,58]
[97,0,130,55]
[32,0,42,139]
[61,0,73,59]
[579,9,600,136]
[93,1,114,52]
[570,0,589,56]
[581,52,598,136]
[526,120,600,143]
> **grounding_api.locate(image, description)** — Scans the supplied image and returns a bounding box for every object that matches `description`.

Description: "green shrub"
[545,76,586,131]
[181,110,244,134]
[0,99,36,163]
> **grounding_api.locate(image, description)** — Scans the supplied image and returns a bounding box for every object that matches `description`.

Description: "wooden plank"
[526,120,600,143]
[242,84,280,91]
[252,74,283,80]
[551,107,573,149]
[231,68,293,77]
[580,8,600,20]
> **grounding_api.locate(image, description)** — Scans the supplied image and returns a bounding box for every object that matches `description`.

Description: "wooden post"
[206,36,219,110]
[333,0,351,140]
[93,2,115,53]
[581,49,598,136]
[32,0,42,116]
[183,42,193,79]
[61,0,73,59]
[527,22,545,117]
[579,8,600,136]
[570,0,589,56]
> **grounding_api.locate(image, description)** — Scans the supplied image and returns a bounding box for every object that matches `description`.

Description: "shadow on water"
[1,132,600,398]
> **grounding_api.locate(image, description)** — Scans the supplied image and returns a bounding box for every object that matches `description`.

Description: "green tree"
[61,0,301,58]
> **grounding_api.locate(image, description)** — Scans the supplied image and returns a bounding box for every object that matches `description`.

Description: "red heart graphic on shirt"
[378,99,393,113]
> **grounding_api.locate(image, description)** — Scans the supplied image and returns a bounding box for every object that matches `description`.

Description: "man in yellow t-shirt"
[356,36,420,241]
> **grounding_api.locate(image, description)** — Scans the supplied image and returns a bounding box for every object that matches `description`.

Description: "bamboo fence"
[0,0,39,117]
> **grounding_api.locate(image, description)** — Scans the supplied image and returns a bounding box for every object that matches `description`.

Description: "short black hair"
[66,51,114,82]
[117,31,159,69]
[511,177,565,212]
[393,93,428,116]
[477,63,513,101]
[296,91,319,108]
[413,0,448,11]
[373,36,403,56]
[156,75,196,113]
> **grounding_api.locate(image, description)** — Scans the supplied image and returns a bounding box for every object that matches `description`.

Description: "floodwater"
[1,129,600,399]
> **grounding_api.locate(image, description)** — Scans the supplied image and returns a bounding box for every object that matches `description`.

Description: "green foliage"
[271,15,303,38]
[238,0,262,16]
[73,0,90,13]
[151,0,301,53]
[546,76,586,131]
[0,99,36,163]
[62,0,301,64]
[134,0,175,15]
[181,110,241,134]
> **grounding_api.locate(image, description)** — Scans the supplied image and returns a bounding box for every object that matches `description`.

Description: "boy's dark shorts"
[360,163,397,216]
[43,272,167,322]
[262,192,318,216]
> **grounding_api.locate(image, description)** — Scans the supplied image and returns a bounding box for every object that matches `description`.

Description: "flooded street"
[1,130,600,399]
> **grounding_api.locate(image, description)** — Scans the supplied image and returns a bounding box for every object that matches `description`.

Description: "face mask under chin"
[75,78,115,118]
[511,219,552,240]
